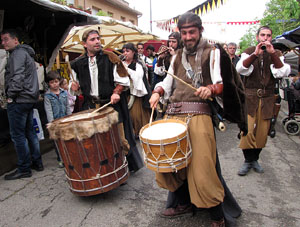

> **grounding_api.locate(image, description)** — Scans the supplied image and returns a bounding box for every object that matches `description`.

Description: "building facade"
[68,0,141,25]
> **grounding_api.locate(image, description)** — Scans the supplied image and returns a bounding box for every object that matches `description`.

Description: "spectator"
[227,42,240,67]
[1,29,43,180]
[44,71,71,167]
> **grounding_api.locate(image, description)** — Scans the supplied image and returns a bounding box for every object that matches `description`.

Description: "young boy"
[44,71,71,167]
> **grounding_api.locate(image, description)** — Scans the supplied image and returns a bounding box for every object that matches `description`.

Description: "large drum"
[47,107,128,196]
[139,119,192,173]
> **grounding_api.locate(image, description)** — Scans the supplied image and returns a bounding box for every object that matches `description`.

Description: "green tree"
[260,0,300,37]
[239,0,300,52]
[238,25,258,54]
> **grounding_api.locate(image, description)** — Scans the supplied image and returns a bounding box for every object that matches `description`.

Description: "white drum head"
[141,122,186,140]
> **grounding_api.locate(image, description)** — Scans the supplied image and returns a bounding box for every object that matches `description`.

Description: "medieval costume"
[153,39,247,226]
[236,46,290,174]
[124,60,151,138]
[70,49,143,172]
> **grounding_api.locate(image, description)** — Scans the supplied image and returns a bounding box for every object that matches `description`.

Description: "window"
[107,11,113,17]
[129,20,135,25]
[92,7,101,15]
[121,16,126,22]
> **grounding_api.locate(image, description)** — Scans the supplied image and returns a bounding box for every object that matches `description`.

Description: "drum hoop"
[140,135,187,146]
[139,118,188,143]
[68,163,129,193]
[56,107,115,125]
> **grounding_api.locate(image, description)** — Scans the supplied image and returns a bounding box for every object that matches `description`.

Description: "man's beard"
[184,39,200,53]
[184,34,201,53]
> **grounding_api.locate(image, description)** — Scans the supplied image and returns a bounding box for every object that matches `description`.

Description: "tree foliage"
[238,0,300,53]
[238,25,258,54]
[97,10,109,17]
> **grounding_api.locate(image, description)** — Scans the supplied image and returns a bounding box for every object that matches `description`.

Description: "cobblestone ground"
[0,101,299,227]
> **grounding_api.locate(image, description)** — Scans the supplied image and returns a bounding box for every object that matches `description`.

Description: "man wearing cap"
[149,12,246,227]
[70,29,143,172]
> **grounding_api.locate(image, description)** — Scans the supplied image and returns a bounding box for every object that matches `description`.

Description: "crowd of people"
[1,11,299,227]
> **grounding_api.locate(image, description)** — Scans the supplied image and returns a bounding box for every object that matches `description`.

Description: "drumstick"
[90,101,112,115]
[164,70,213,101]
[149,107,155,126]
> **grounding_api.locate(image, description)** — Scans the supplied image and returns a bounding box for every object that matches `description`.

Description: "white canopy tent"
[61,17,161,53]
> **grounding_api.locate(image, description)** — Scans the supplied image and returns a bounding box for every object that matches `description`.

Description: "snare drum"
[47,107,129,196]
[139,119,192,173]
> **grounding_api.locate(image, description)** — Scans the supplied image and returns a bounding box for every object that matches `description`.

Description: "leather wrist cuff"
[152,86,164,96]
[113,84,124,95]
[270,52,284,68]
[243,53,258,68]
[206,84,223,97]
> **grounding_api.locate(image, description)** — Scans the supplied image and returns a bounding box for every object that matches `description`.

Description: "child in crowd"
[44,71,71,167]
[59,78,76,113]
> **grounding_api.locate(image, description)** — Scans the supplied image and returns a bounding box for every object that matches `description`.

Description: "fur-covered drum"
[139,119,192,173]
[47,107,128,196]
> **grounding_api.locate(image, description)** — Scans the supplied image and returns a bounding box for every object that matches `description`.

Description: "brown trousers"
[129,97,151,137]
[240,100,270,149]
[155,114,224,208]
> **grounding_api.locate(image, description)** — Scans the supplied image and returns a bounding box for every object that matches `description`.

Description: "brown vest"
[243,47,282,119]
[170,44,213,103]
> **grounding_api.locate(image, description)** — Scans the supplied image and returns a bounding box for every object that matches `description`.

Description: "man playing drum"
[69,29,143,172]
[149,12,247,227]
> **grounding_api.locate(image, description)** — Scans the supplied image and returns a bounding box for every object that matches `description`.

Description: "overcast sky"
[126,0,270,43]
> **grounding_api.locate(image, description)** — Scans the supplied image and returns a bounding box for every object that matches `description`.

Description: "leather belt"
[166,102,211,115]
[245,88,274,98]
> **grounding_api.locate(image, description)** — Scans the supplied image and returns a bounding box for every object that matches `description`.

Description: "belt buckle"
[257,89,263,98]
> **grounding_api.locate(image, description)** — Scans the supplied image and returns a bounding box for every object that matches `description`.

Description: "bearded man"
[149,12,247,227]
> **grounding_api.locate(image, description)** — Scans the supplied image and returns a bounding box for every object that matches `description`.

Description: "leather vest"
[170,45,212,103]
[242,46,282,119]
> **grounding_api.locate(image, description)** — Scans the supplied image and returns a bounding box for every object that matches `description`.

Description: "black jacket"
[5,44,39,103]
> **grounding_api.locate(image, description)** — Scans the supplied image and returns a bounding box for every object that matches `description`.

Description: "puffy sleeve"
[127,63,147,97]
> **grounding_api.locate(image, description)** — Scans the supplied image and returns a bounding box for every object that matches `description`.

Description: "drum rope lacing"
[65,161,128,182]
[68,163,129,193]
[142,117,192,172]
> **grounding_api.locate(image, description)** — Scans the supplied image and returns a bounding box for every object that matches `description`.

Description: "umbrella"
[61,16,162,54]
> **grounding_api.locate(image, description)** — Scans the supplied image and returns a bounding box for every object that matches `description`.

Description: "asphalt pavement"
[0,100,299,227]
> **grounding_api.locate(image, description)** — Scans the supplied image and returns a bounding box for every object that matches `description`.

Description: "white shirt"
[124,61,148,97]
[236,53,291,78]
[154,57,167,77]
[69,55,130,96]
[156,49,223,104]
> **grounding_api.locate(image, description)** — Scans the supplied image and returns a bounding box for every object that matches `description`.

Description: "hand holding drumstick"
[164,70,213,101]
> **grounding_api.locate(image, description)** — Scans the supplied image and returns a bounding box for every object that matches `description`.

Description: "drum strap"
[166,102,211,115]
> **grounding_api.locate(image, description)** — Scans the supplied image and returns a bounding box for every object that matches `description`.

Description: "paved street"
[1,101,300,227]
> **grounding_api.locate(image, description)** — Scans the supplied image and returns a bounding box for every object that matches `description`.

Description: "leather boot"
[251,161,264,173]
[211,218,225,227]
[159,204,193,218]
[238,162,252,176]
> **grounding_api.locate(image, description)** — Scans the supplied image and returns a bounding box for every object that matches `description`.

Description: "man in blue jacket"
[1,29,43,180]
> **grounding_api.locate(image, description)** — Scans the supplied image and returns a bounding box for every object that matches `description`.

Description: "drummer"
[149,12,247,226]
[69,29,143,172]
